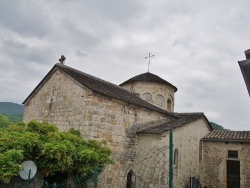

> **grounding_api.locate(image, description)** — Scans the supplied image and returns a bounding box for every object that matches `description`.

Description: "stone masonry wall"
[137,118,210,188]
[202,141,250,188]
[121,81,175,112]
[23,69,168,155]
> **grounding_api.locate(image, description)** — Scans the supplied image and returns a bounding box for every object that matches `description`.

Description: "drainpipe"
[169,129,173,188]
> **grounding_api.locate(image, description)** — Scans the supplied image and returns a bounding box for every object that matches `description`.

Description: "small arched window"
[142,93,152,102]
[155,94,164,107]
[167,99,172,111]
[174,149,179,166]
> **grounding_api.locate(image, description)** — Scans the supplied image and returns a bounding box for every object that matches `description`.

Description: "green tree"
[210,122,225,130]
[5,114,23,124]
[0,120,112,180]
[0,113,12,128]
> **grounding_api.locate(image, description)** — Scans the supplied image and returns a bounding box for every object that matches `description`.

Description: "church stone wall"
[23,69,168,154]
[202,141,250,188]
[121,81,175,112]
[23,69,171,187]
[137,119,210,188]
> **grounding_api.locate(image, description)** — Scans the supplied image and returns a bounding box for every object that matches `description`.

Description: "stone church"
[23,60,250,187]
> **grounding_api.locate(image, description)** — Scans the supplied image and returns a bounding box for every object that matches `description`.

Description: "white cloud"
[0,0,250,130]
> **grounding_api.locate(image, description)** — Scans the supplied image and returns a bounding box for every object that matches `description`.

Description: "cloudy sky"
[0,0,250,130]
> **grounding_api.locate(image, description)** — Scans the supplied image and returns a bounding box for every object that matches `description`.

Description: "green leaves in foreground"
[0,120,112,179]
[0,113,13,128]
[0,150,23,179]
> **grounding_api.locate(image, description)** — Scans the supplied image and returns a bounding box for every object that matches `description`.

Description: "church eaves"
[119,72,178,92]
[23,63,178,119]
[137,113,212,134]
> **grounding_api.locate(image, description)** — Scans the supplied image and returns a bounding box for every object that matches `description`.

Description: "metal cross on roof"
[145,53,154,72]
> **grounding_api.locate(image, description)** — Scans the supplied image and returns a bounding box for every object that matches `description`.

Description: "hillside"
[0,102,24,115]
[210,122,225,130]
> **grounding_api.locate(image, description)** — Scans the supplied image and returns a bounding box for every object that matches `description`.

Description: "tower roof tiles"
[119,72,177,92]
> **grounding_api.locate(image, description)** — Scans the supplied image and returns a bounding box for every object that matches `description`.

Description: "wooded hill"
[0,102,24,124]
[209,122,225,130]
[0,102,24,115]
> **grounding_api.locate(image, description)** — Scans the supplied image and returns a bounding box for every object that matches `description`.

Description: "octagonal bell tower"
[120,72,177,112]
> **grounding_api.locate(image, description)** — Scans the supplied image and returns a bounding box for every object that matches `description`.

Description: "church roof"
[23,63,178,119]
[137,113,212,134]
[119,72,178,92]
[203,130,250,142]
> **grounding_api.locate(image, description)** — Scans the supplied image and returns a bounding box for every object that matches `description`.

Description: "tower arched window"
[155,94,164,107]
[142,93,152,102]
[167,99,172,111]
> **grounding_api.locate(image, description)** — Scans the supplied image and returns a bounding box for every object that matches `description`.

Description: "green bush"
[0,120,112,180]
[0,113,12,128]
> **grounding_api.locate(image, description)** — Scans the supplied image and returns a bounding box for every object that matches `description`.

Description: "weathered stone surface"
[121,81,175,112]
[202,141,250,188]
[22,66,250,188]
[137,119,211,187]
[23,69,166,157]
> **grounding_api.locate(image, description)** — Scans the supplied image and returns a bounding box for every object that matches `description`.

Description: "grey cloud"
[0,1,50,37]
[1,38,54,66]
[75,50,87,57]
[74,0,141,23]
[62,21,100,48]
[1,0,250,130]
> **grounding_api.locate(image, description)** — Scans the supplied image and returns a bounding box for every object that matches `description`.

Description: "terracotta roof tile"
[203,130,250,142]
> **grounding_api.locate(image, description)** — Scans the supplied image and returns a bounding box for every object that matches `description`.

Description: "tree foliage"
[5,114,23,124]
[210,121,225,130]
[0,120,112,180]
[0,113,13,128]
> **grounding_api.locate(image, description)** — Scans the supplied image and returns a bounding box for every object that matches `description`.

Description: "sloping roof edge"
[22,64,178,119]
[22,64,58,105]
[120,72,178,92]
[137,112,212,134]
[238,59,250,97]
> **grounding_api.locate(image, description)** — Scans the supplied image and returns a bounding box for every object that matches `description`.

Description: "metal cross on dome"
[145,53,154,72]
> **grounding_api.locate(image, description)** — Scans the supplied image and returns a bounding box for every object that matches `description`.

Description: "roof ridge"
[56,63,127,90]
[55,63,178,118]
[174,112,204,116]
[119,72,177,92]
[210,130,250,132]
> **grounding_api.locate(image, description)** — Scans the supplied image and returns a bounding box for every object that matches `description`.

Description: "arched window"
[126,170,135,188]
[142,93,152,102]
[174,149,179,166]
[155,94,164,107]
[167,99,172,111]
